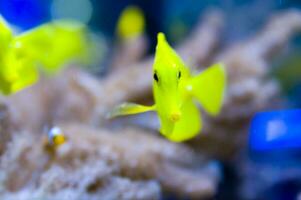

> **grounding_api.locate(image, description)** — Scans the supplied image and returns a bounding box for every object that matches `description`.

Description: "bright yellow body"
[116,6,145,39]
[109,33,226,142]
[0,17,89,95]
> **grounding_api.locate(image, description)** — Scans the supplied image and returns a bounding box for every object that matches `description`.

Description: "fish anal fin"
[163,100,201,142]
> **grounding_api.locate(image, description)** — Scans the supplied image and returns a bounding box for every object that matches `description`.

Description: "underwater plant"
[109,33,226,142]
[0,16,89,95]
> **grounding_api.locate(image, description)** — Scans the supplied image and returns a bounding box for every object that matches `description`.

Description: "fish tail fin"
[107,103,155,119]
[191,63,226,116]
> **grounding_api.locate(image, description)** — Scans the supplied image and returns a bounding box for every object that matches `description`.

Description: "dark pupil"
[178,71,181,79]
[153,73,159,82]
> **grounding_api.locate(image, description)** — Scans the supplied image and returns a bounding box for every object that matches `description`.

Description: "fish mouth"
[169,112,181,122]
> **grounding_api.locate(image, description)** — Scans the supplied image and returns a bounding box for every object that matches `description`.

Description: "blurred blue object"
[0,0,50,29]
[250,109,301,151]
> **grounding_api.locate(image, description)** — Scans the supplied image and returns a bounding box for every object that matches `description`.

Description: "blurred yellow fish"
[109,33,226,142]
[116,5,145,39]
[0,16,89,95]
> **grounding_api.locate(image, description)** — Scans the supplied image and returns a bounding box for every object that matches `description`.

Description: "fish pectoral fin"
[107,103,155,119]
[191,62,226,116]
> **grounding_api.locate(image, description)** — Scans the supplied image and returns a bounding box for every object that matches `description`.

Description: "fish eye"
[153,72,159,82]
[178,71,181,79]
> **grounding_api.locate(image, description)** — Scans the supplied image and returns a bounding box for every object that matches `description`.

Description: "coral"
[177,9,224,70]
[190,10,301,159]
[5,69,100,133]
[111,35,149,71]
[0,124,219,199]
[0,99,14,154]
[1,9,301,200]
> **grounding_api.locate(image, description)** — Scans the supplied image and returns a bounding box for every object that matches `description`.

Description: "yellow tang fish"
[116,5,145,39]
[109,33,226,142]
[0,16,89,95]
